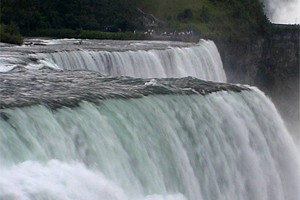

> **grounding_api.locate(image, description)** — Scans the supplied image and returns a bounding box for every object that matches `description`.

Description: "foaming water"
[0,89,299,200]
[0,160,129,200]
[262,0,300,24]
[36,40,226,82]
[0,160,186,200]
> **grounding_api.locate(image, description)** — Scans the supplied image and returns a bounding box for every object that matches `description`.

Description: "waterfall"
[1,89,299,200]
[1,38,299,200]
[36,40,226,82]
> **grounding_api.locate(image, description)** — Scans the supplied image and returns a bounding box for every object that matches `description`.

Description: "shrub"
[31,29,146,40]
[198,6,210,23]
[0,23,23,45]
[177,9,193,21]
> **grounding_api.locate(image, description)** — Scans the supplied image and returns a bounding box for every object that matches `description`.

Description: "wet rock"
[0,71,249,109]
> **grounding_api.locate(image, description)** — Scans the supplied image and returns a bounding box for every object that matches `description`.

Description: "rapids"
[0,39,226,82]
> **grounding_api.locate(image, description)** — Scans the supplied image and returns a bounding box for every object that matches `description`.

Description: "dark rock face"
[260,26,299,136]
[0,70,248,110]
[215,37,264,85]
[215,24,300,135]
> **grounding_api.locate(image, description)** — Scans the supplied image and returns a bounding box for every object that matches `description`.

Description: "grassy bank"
[0,0,270,43]
[30,29,146,40]
[136,0,270,40]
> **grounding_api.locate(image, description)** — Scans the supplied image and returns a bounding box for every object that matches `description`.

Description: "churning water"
[0,39,226,82]
[262,0,300,24]
[36,40,225,81]
[0,39,299,200]
[1,89,299,200]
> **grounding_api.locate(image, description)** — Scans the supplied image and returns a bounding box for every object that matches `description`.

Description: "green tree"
[0,23,23,45]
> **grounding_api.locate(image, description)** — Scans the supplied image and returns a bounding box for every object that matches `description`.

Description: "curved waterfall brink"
[36,40,226,82]
[0,89,299,200]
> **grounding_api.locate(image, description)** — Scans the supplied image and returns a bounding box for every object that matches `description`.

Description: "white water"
[36,40,226,82]
[1,89,299,200]
[262,0,300,24]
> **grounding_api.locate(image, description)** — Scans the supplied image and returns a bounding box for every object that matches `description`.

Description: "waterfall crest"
[1,89,299,200]
[36,40,226,82]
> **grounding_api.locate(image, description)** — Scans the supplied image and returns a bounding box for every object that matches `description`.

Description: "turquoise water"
[0,89,299,200]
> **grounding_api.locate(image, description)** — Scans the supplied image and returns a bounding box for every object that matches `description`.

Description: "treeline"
[0,0,142,34]
[138,0,270,39]
[0,23,23,45]
[0,0,270,44]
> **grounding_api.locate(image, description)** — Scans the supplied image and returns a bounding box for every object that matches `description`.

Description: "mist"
[262,0,300,24]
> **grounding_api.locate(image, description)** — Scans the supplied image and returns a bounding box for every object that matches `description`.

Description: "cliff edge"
[215,24,300,137]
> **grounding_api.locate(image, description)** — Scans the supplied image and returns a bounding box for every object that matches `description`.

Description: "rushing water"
[36,40,225,81]
[0,39,299,200]
[0,89,299,200]
[0,39,226,82]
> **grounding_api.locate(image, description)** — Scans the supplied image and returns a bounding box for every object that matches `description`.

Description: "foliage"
[137,0,271,40]
[0,0,271,40]
[177,9,193,21]
[0,0,142,35]
[31,29,146,40]
[198,6,210,23]
[0,23,23,45]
